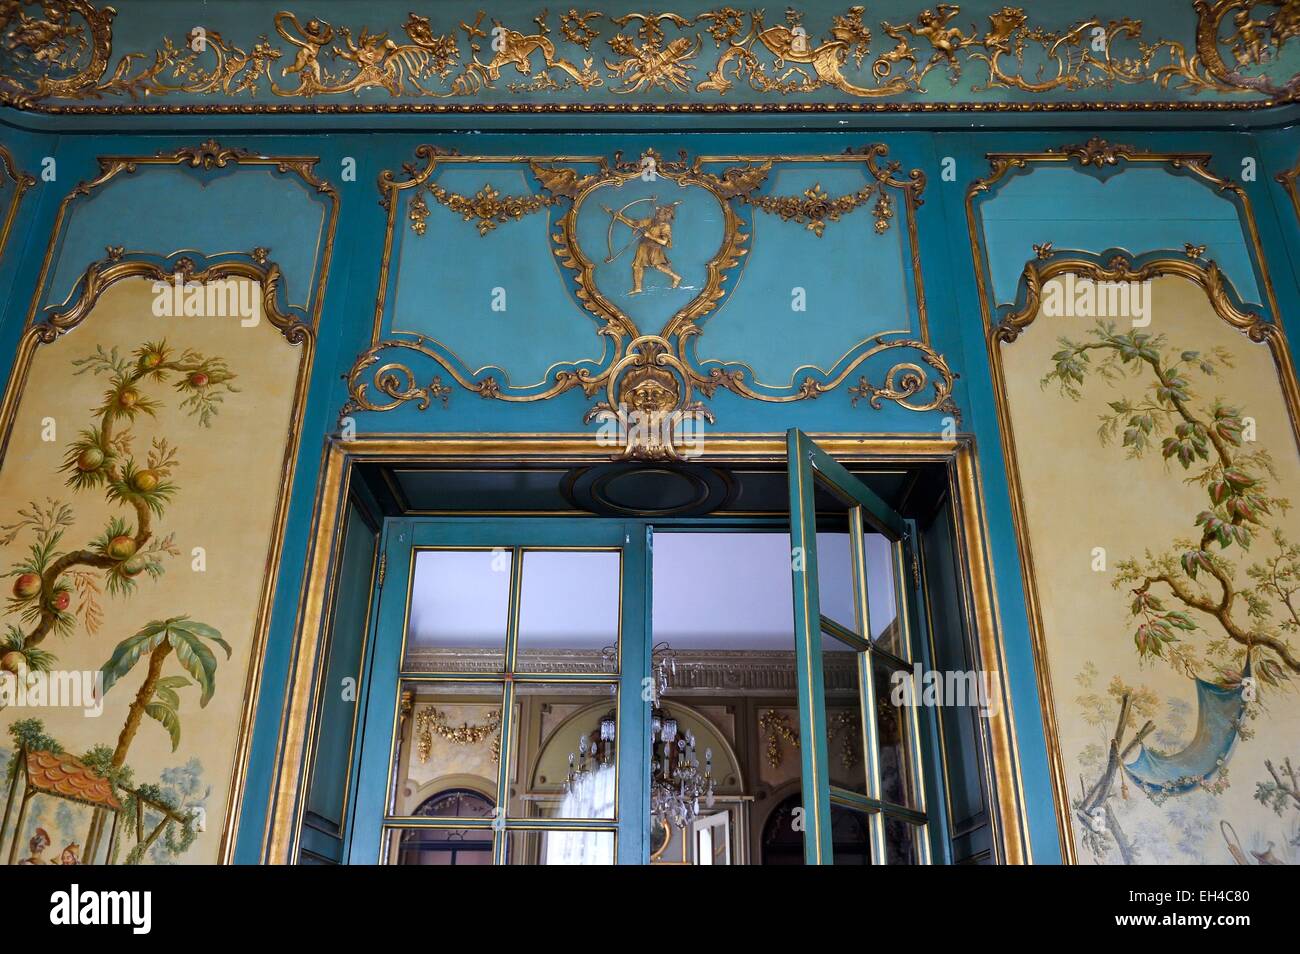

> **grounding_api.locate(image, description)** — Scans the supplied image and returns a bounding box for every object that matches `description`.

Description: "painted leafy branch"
[1044,322,1297,690]
[1,341,234,660]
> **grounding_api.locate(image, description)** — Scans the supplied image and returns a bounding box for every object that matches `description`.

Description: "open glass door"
[786,429,934,864]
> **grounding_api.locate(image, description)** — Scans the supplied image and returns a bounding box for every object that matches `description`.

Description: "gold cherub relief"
[602,198,683,295]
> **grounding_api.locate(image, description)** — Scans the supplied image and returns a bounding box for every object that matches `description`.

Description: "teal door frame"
[342,467,948,865]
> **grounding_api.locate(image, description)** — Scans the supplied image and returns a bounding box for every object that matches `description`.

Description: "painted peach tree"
[1,340,237,861]
[1043,320,1298,858]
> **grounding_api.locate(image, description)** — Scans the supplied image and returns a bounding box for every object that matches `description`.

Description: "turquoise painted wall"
[3,52,1299,863]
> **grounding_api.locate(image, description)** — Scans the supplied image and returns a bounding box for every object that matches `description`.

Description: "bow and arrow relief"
[601,196,683,295]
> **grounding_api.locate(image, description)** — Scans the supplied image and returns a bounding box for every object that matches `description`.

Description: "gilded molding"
[35,253,314,347]
[1277,153,1300,229]
[0,144,35,269]
[967,140,1296,863]
[4,2,1300,113]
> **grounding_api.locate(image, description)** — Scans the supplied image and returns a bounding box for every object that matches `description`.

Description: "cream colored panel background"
[0,277,299,864]
[1003,275,1300,865]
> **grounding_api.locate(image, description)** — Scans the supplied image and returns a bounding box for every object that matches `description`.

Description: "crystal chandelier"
[649,642,715,828]
[562,644,715,828]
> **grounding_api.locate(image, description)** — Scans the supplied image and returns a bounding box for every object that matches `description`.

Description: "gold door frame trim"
[7,141,339,865]
[0,249,322,866]
[263,433,1031,865]
[964,138,1287,864]
[0,144,35,270]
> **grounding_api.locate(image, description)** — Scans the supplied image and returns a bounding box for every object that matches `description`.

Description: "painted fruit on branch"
[117,388,140,409]
[1,651,25,674]
[138,351,164,370]
[131,469,159,493]
[13,573,41,599]
[188,372,209,389]
[107,535,138,560]
[49,590,70,612]
[76,447,104,472]
[122,555,147,577]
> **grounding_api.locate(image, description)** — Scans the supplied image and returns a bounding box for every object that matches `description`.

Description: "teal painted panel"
[697,163,915,386]
[391,165,610,387]
[982,166,1261,306]
[44,166,329,314]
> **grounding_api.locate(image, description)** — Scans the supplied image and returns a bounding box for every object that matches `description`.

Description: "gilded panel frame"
[0,144,35,270]
[263,432,1032,866]
[0,142,339,864]
[965,138,1296,863]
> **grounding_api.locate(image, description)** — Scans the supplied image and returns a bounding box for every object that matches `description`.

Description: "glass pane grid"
[384,544,624,863]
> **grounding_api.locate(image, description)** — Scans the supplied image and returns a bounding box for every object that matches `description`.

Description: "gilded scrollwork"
[5,2,1300,112]
[350,144,957,450]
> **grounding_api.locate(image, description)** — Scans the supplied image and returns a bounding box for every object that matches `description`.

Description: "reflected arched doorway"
[760,793,871,865]
[396,789,495,865]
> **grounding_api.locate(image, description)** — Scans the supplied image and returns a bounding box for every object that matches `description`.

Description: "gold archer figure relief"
[602,197,683,295]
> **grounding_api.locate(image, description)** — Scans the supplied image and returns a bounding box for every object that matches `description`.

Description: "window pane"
[813,479,857,634]
[651,531,801,865]
[872,659,918,809]
[385,827,495,865]
[864,533,902,656]
[822,631,866,795]
[510,681,617,820]
[516,550,620,673]
[390,681,507,816]
[505,829,615,865]
[404,549,511,672]
[830,805,873,865]
[883,816,922,865]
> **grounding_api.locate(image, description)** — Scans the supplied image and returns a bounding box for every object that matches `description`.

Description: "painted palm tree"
[100,616,231,771]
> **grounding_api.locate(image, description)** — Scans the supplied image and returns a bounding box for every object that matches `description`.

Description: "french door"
[348,518,649,864]
[344,430,937,863]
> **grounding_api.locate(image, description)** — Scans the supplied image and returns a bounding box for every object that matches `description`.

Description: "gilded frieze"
[4,2,1300,112]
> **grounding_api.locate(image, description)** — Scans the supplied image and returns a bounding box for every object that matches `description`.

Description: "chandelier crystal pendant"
[564,715,616,794]
[647,642,715,829]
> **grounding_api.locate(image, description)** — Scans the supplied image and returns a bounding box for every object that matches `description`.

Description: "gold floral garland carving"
[3,2,1299,112]
[415,706,502,763]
